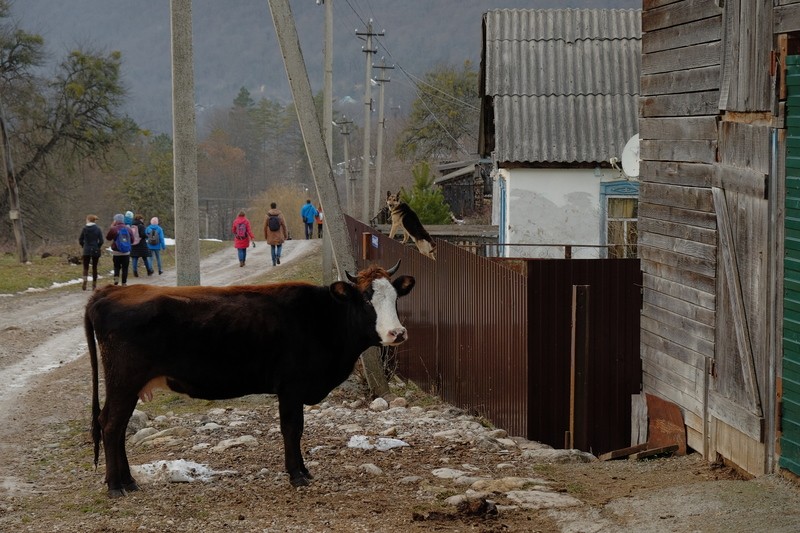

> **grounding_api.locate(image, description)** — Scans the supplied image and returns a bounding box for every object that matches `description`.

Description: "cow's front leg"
[278,395,311,487]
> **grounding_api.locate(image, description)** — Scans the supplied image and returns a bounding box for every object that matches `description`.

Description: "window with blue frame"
[600,181,639,258]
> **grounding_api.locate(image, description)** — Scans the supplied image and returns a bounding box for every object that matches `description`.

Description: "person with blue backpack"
[106,213,132,286]
[145,216,166,275]
[300,199,318,240]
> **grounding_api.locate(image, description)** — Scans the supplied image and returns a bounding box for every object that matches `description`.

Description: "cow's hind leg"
[100,393,139,497]
[278,395,311,487]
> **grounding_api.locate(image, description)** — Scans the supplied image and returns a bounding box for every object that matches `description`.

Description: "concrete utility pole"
[321,0,333,164]
[170,0,200,285]
[267,0,390,397]
[356,20,383,222]
[337,116,354,215]
[321,0,334,285]
[372,58,394,215]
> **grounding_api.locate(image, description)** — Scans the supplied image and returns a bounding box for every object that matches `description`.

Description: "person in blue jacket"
[300,199,318,240]
[145,216,167,275]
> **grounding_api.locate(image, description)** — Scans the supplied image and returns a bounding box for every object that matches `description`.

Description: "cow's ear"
[393,275,415,297]
[330,281,358,302]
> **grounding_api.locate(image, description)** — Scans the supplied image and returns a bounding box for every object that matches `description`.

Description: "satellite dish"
[620,134,640,178]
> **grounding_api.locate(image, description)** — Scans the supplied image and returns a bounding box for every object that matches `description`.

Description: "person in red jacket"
[232,210,255,267]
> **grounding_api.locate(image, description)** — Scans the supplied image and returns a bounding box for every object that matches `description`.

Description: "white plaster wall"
[494,167,611,259]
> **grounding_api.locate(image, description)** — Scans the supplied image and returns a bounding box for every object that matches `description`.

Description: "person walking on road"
[130,213,154,277]
[145,217,166,275]
[78,214,104,290]
[314,204,324,238]
[264,202,288,267]
[106,213,132,286]
[232,210,256,267]
[300,199,318,240]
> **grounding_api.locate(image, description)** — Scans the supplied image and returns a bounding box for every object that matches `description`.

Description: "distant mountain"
[10,0,640,135]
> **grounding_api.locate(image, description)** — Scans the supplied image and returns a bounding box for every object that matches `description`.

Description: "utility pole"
[321,0,333,164]
[337,116,354,215]
[170,0,200,285]
[267,0,390,397]
[372,58,394,215]
[356,20,383,222]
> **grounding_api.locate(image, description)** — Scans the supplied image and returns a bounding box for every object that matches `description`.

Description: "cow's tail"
[85,310,101,469]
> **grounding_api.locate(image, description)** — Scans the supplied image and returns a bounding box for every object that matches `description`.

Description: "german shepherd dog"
[386,191,436,259]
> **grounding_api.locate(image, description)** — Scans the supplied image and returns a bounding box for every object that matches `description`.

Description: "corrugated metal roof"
[482,9,641,164]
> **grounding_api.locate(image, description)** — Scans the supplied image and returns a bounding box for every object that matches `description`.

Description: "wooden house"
[640,0,800,477]
[479,9,641,259]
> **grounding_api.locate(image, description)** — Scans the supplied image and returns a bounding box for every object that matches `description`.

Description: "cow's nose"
[390,327,407,344]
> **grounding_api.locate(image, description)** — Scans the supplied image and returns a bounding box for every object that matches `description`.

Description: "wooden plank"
[640,90,721,118]
[639,216,717,246]
[708,390,764,441]
[646,393,688,455]
[639,201,716,229]
[642,360,704,403]
[641,314,715,357]
[715,165,767,198]
[631,394,648,446]
[642,0,722,33]
[719,121,772,174]
[641,66,721,96]
[643,287,716,327]
[642,41,721,76]
[640,231,716,262]
[630,444,679,460]
[640,160,716,188]
[641,258,716,293]
[641,182,714,211]
[712,187,764,416]
[640,117,718,140]
[599,443,648,461]
[712,417,767,475]
[643,301,715,342]
[642,15,721,54]
[640,245,715,278]
[775,3,800,34]
[641,139,718,164]
[643,272,716,310]
[641,330,708,374]
[641,342,705,381]
[642,371,704,418]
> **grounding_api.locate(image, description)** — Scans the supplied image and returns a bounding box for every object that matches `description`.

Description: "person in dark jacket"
[130,213,153,277]
[78,214,104,291]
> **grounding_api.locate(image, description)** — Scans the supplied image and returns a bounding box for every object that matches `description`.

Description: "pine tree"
[402,161,452,225]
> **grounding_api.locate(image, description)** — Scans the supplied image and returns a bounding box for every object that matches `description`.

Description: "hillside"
[10,0,639,135]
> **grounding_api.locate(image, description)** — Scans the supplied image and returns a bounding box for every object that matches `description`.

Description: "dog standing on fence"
[386,190,436,260]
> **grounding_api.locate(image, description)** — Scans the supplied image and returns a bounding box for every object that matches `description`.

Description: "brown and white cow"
[85,261,414,497]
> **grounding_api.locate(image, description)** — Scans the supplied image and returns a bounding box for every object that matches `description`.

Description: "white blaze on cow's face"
[370,277,408,346]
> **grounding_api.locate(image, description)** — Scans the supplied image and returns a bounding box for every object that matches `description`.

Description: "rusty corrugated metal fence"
[347,217,642,455]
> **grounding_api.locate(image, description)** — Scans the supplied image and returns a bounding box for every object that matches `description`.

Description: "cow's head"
[334,260,415,346]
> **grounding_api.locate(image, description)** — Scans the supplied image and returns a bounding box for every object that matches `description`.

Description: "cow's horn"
[386,259,401,276]
[345,270,358,283]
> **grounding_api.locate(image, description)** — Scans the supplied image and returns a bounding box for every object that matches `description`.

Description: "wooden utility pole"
[372,58,394,215]
[337,116,354,215]
[170,0,201,285]
[356,20,383,222]
[267,0,389,397]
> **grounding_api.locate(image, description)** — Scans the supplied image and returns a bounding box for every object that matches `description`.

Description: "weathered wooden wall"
[640,0,778,475]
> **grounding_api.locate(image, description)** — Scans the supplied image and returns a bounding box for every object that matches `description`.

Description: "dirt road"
[2,239,800,532]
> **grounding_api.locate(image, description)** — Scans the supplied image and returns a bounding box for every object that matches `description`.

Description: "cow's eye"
[363,288,374,305]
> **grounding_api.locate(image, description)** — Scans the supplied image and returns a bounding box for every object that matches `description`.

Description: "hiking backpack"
[115,226,132,253]
[236,222,248,239]
[129,224,141,245]
[268,214,281,232]
[147,228,160,246]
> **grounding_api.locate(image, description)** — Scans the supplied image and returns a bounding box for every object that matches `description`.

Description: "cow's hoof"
[123,481,140,493]
[289,474,311,487]
[107,488,126,498]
